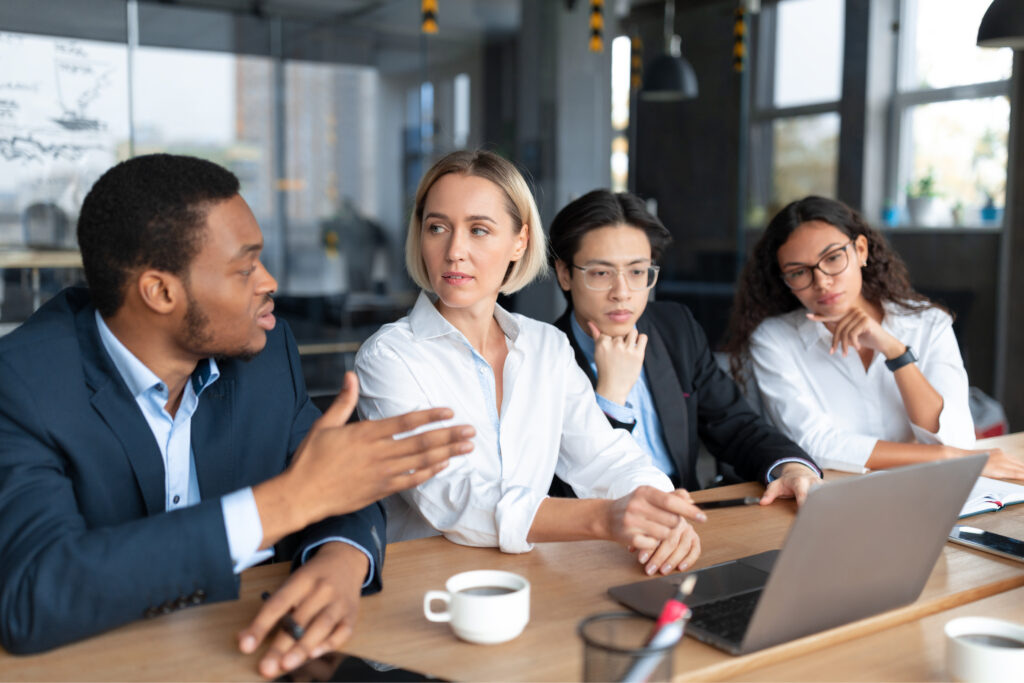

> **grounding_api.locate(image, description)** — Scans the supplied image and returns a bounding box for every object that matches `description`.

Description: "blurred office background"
[0,0,1021,429]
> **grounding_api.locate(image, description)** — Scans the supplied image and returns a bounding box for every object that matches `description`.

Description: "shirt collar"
[408,290,520,344]
[569,313,597,364]
[94,310,220,399]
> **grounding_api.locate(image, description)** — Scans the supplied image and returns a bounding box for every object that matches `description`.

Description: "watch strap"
[885,345,917,372]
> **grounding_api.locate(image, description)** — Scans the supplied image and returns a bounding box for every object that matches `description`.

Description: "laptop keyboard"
[688,590,763,644]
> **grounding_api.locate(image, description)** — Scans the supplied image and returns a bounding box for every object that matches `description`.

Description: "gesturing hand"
[587,321,647,406]
[239,543,366,678]
[807,307,905,360]
[255,371,475,547]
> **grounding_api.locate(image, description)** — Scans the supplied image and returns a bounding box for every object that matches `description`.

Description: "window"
[748,0,845,225]
[890,0,1013,227]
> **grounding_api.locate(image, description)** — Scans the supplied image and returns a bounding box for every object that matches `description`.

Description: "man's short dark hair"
[547,189,673,301]
[77,154,240,317]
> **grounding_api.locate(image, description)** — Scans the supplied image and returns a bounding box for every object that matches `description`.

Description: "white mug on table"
[423,569,530,644]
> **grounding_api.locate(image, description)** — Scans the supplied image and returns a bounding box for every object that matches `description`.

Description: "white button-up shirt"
[355,292,673,553]
[748,303,976,472]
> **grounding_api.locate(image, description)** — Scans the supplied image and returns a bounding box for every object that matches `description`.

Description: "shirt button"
[156,384,165,392]
[478,367,486,374]
[172,495,180,504]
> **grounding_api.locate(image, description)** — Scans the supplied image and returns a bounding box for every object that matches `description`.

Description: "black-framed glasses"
[571,263,660,291]
[780,240,855,291]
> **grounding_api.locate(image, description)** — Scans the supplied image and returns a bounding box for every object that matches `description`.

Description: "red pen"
[645,574,697,643]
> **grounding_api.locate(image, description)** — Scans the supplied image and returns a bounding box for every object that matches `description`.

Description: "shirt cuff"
[765,458,822,483]
[221,487,274,574]
[595,394,636,425]
[300,538,376,589]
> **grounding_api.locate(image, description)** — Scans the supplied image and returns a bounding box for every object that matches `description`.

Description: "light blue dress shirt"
[570,315,677,479]
[95,312,374,582]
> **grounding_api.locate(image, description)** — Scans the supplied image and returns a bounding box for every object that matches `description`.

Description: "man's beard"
[182,288,266,362]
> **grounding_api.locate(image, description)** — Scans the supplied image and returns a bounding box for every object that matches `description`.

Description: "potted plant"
[906,170,949,226]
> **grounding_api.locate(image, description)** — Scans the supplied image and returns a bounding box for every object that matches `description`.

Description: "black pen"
[261,591,305,641]
[698,496,761,509]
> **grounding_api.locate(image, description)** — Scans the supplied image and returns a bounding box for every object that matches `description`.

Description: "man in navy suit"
[0,155,474,676]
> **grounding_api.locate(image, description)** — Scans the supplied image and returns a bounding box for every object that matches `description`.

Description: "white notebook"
[959,476,1024,518]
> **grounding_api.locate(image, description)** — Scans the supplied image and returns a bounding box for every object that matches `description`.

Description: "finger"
[317,372,359,428]
[310,616,356,660]
[644,487,707,523]
[240,587,302,654]
[661,527,700,574]
[367,407,459,440]
[807,312,841,323]
[280,605,336,673]
[646,534,677,575]
[625,327,639,347]
[677,530,702,572]
[760,480,784,505]
[387,457,456,492]
[386,427,475,465]
[587,320,603,341]
[259,628,299,679]
[794,478,813,507]
[636,333,649,355]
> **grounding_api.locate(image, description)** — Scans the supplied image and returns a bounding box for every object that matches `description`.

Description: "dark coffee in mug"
[457,585,517,597]
[956,633,1024,649]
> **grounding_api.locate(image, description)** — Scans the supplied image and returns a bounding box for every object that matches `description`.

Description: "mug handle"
[423,591,452,622]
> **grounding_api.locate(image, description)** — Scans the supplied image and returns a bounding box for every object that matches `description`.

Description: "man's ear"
[554,259,572,292]
[136,270,183,315]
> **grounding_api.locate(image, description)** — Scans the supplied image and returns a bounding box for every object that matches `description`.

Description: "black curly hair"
[77,154,240,317]
[548,189,672,302]
[723,196,938,382]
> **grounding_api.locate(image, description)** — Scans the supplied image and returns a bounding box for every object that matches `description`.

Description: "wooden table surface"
[3,433,1022,682]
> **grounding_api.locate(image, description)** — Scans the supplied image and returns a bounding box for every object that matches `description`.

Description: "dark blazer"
[0,287,385,654]
[551,301,819,493]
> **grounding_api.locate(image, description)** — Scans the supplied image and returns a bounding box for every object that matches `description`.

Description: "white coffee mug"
[945,616,1024,682]
[423,570,530,644]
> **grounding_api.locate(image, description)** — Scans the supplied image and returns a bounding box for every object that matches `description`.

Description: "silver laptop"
[608,455,987,655]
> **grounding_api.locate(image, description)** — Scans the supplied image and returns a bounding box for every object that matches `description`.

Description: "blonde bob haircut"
[405,149,548,295]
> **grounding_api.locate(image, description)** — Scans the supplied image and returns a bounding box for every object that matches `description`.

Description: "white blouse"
[354,292,673,553]
[749,302,976,472]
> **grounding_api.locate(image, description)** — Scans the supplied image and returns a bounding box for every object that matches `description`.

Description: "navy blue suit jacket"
[0,288,385,654]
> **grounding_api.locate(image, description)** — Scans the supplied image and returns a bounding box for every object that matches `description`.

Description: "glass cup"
[577,612,675,683]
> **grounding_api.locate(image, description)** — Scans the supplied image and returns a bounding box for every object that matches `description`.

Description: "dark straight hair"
[547,189,672,301]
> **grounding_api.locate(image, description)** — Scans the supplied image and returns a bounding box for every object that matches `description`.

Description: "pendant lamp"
[640,0,698,101]
[977,0,1024,49]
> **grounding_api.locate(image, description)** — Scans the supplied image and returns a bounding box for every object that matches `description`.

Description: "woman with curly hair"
[724,195,1023,478]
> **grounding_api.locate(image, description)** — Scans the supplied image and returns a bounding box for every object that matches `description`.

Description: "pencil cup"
[577,612,675,683]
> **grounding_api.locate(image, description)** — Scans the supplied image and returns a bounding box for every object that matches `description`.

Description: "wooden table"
[4,454,1023,682]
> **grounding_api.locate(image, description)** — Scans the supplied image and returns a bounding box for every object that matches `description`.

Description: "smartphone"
[949,525,1024,564]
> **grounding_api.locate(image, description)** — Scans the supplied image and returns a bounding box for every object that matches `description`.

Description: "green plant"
[906,170,939,199]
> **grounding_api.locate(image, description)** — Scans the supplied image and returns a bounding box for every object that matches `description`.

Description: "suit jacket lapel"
[639,316,691,475]
[77,306,166,516]
[191,375,235,499]
[554,309,598,387]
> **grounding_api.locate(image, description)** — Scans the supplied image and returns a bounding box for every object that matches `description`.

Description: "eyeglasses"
[572,263,660,291]
[780,240,854,291]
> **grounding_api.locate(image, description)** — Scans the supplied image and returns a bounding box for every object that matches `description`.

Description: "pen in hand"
[261,591,306,642]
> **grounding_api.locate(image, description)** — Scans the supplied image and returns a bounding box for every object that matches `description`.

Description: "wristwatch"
[885,345,917,372]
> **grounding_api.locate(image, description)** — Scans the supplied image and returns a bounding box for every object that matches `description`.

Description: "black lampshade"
[977,0,1024,49]
[641,54,699,101]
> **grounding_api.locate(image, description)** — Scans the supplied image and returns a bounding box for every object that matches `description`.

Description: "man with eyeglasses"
[548,190,821,508]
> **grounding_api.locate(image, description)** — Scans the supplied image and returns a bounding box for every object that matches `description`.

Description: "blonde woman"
[356,150,707,577]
